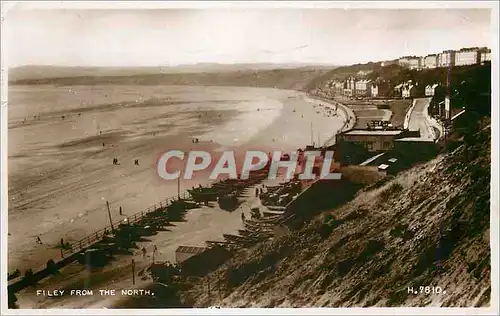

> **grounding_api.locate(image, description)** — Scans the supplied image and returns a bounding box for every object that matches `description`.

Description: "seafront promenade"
[303,94,357,147]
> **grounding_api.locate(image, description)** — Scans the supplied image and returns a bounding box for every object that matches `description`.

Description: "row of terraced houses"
[398,47,491,70]
[317,47,491,100]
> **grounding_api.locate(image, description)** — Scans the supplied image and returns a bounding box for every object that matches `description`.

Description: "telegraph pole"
[445,64,451,121]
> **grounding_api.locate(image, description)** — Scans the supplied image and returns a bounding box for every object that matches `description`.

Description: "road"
[408,97,438,140]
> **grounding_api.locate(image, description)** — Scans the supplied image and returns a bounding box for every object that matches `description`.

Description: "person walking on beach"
[134,159,139,165]
[241,212,246,222]
[255,188,259,197]
[36,236,42,244]
[142,247,147,259]
[119,206,123,215]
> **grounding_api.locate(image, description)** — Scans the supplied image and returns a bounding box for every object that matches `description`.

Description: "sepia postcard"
[1,1,498,315]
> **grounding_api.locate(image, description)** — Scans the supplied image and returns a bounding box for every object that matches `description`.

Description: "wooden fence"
[61,190,191,258]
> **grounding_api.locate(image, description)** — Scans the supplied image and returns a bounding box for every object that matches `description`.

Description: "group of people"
[255,185,267,198]
[22,115,41,124]
[111,158,140,165]
[142,245,159,259]
[192,138,200,144]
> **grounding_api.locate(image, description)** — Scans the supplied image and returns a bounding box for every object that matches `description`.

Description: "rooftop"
[394,137,435,142]
[175,246,207,254]
[342,129,404,136]
[378,164,390,170]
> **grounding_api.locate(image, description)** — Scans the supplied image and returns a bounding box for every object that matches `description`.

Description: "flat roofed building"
[438,50,456,68]
[398,57,410,67]
[336,129,405,152]
[455,47,479,66]
[398,56,420,69]
[479,47,491,64]
[408,57,421,70]
[424,54,438,69]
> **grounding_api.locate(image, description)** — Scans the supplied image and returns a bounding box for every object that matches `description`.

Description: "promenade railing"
[60,190,191,258]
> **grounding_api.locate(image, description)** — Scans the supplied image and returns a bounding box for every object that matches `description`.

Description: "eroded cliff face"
[181,126,491,308]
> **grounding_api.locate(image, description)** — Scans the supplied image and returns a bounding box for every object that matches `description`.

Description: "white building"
[371,83,379,98]
[399,56,421,69]
[401,82,416,99]
[423,54,438,69]
[408,57,421,70]
[479,48,491,64]
[398,57,410,67]
[394,83,403,94]
[343,78,356,97]
[455,48,479,66]
[425,84,439,96]
[333,80,344,95]
[438,50,456,68]
[355,79,371,96]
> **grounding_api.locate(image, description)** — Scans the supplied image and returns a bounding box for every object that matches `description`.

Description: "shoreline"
[303,94,357,146]
[10,85,346,309]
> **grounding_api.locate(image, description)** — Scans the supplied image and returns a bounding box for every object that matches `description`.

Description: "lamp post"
[178,169,183,199]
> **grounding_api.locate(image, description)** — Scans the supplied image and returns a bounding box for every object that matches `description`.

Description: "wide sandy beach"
[8,85,345,307]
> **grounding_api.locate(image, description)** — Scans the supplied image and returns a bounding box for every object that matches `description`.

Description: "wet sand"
[8,85,345,308]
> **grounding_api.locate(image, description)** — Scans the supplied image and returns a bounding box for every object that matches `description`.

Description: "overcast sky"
[4,5,493,68]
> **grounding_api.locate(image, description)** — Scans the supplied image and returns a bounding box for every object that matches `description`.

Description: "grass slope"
[179,126,491,308]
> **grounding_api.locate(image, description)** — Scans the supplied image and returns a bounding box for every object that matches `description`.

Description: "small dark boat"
[188,189,219,202]
[218,191,239,211]
[223,234,261,245]
[265,185,282,192]
[238,229,252,237]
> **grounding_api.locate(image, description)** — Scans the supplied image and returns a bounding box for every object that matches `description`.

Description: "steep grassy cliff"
[180,126,491,307]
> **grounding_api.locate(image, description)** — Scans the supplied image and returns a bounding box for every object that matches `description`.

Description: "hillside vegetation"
[177,124,491,307]
[9,66,334,92]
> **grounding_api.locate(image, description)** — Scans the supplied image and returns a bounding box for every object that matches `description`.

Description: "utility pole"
[445,64,451,121]
[106,201,114,233]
